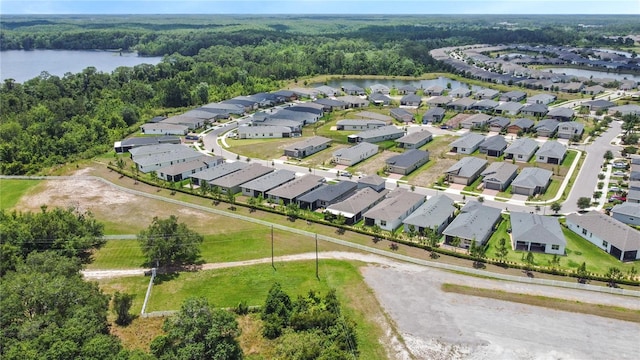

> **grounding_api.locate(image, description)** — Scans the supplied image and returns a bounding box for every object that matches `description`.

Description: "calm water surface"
[312,77,484,92]
[1,50,163,83]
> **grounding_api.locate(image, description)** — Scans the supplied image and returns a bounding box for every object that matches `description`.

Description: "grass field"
[1,179,41,210]
[106,260,388,359]
[226,137,301,160]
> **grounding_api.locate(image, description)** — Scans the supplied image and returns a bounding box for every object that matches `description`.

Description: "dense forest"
[1,15,639,174]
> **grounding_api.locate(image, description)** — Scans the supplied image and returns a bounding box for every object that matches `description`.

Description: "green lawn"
[0,179,41,210]
[539,179,562,201]
[89,240,146,269]
[97,276,151,314]
[226,137,300,159]
[145,260,387,359]
[562,150,578,168]
[485,216,638,275]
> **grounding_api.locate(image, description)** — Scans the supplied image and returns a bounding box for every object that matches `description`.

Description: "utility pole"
[315,233,319,279]
[271,225,274,270]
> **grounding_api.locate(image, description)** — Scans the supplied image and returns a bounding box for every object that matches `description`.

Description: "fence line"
[140,268,156,316]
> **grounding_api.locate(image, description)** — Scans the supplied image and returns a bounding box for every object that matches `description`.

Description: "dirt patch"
[353,150,397,176]
[409,158,457,187]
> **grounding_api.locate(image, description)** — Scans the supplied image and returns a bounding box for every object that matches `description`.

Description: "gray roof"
[547,107,574,118]
[267,174,324,200]
[211,164,273,189]
[284,136,331,152]
[401,94,422,103]
[510,118,535,129]
[363,189,425,222]
[337,119,386,127]
[511,167,552,189]
[333,142,379,160]
[423,107,446,117]
[356,125,404,140]
[403,194,456,229]
[481,162,518,183]
[358,174,386,188]
[495,102,524,112]
[584,99,615,108]
[450,88,472,97]
[528,94,555,103]
[488,117,511,128]
[480,135,508,151]
[314,98,347,107]
[141,123,189,133]
[442,201,502,241]
[119,136,180,148]
[449,97,476,107]
[241,169,296,192]
[238,125,291,135]
[427,96,452,105]
[446,157,488,177]
[390,108,414,118]
[610,104,640,116]
[386,149,429,168]
[567,211,640,252]
[396,130,433,145]
[129,143,187,157]
[558,121,584,133]
[534,119,560,132]
[133,146,202,168]
[192,162,248,182]
[536,141,567,159]
[369,84,389,93]
[157,155,214,176]
[326,187,389,218]
[182,109,219,120]
[450,133,485,149]
[522,103,549,113]
[202,102,245,113]
[475,88,499,98]
[315,85,338,96]
[473,99,499,109]
[501,90,527,99]
[297,180,358,204]
[369,92,392,102]
[510,212,566,247]
[462,113,492,126]
[504,138,539,156]
[612,202,640,218]
[353,111,393,122]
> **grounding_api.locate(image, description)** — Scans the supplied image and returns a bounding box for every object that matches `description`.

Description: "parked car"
[612,171,627,176]
[612,162,627,169]
[609,186,621,192]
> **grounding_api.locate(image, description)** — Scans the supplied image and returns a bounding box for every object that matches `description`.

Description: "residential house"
[449,133,485,154]
[612,203,640,226]
[400,94,422,107]
[238,125,291,139]
[297,181,358,211]
[494,102,524,116]
[222,97,259,112]
[507,118,535,134]
[481,162,518,191]
[583,85,605,95]
[210,164,273,195]
[290,88,320,99]
[342,85,365,96]
[271,90,297,102]
[157,155,223,182]
[390,108,415,123]
[267,174,325,205]
[488,117,510,132]
[547,107,574,121]
[363,189,426,231]
[557,122,584,140]
[335,96,369,108]
[566,211,640,261]
[191,162,247,186]
[460,113,493,129]
[114,136,181,153]
[500,90,527,102]
[527,93,556,105]
[608,104,640,116]
[313,98,348,112]
[402,194,456,235]
[474,88,499,100]
[511,167,552,196]
[140,123,189,136]
[559,82,584,93]
[510,212,566,255]
[369,84,390,94]
[332,142,379,166]
[423,85,442,96]
[398,85,419,95]
[422,107,446,123]
[202,102,246,115]
[358,174,386,192]
[161,115,204,130]
[534,119,560,138]
[472,99,499,112]
[583,99,615,112]
[445,157,488,185]
[520,103,549,118]
[396,130,433,149]
[369,92,392,106]
[283,136,332,159]
[325,187,389,225]
[450,87,472,98]
[132,145,203,174]
[443,201,502,248]
[385,149,430,175]
[448,97,476,111]
[347,125,404,143]
[479,135,508,157]
[504,138,539,162]
[426,96,452,108]
[353,111,393,124]
[241,169,296,198]
[336,119,386,131]
[315,85,339,97]
[535,141,567,164]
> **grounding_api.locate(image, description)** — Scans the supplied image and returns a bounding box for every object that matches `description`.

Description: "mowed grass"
[0,179,41,210]
[226,137,301,159]
[88,240,146,269]
[97,275,151,314]
[442,283,640,323]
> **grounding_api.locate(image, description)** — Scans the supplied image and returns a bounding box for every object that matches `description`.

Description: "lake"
[542,68,640,82]
[0,50,163,83]
[312,77,484,92]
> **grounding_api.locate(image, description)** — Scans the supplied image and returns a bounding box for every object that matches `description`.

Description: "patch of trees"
[261,283,359,359]
[137,215,203,269]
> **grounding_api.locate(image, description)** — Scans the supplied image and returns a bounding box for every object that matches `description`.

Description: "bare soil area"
[352,149,397,176]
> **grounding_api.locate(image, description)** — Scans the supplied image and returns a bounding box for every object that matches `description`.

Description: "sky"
[1,0,639,15]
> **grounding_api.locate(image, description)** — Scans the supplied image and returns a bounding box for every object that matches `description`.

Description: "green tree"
[261,282,293,339]
[495,237,509,263]
[116,157,126,173]
[469,239,486,268]
[112,291,135,326]
[577,197,591,211]
[450,236,461,248]
[150,297,243,360]
[550,202,562,214]
[524,251,535,271]
[226,191,236,210]
[605,267,623,287]
[603,150,614,161]
[137,215,203,268]
[576,261,589,283]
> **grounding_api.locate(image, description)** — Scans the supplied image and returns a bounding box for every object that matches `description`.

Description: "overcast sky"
[2,0,638,15]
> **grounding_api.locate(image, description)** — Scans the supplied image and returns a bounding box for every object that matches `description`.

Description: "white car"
[609,186,621,192]
[612,171,627,176]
